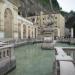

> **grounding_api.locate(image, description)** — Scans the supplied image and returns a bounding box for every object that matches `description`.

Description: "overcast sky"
[57,0,75,12]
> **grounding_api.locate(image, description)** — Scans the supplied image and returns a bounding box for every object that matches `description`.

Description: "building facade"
[0,0,38,39]
[26,12,65,38]
[18,16,38,39]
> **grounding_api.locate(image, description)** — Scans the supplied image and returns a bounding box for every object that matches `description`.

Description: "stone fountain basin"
[41,43,54,50]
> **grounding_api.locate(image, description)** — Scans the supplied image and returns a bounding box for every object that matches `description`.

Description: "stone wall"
[26,13,65,38]
[0,0,18,39]
[18,16,38,39]
[0,0,38,39]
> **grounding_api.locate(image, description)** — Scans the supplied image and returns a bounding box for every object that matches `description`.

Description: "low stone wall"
[0,58,16,75]
[14,39,43,48]
[57,38,70,43]
[41,43,54,50]
[57,38,75,45]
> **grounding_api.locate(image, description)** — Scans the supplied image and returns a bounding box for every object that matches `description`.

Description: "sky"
[57,0,75,12]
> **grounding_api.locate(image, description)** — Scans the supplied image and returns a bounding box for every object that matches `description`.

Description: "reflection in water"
[7,44,55,75]
[7,43,75,75]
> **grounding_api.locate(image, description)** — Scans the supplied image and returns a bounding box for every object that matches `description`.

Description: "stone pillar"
[71,27,74,38]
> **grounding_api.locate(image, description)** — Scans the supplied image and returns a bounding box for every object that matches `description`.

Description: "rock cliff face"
[18,0,44,17]
[8,0,60,17]
[18,0,60,17]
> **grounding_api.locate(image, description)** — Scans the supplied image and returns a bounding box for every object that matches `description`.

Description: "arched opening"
[28,26,30,39]
[23,25,26,38]
[18,23,21,39]
[4,8,13,38]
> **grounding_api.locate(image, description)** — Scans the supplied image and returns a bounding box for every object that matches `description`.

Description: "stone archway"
[4,8,13,38]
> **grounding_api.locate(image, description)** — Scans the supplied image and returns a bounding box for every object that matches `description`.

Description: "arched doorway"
[4,8,13,38]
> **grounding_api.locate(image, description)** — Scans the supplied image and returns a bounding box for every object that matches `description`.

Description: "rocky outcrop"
[8,0,60,17]
[18,0,60,17]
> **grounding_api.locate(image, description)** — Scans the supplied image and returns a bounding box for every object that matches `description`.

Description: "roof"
[60,61,75,75]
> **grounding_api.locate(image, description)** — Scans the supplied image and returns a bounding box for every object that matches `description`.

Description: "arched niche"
[4,8,13,38]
